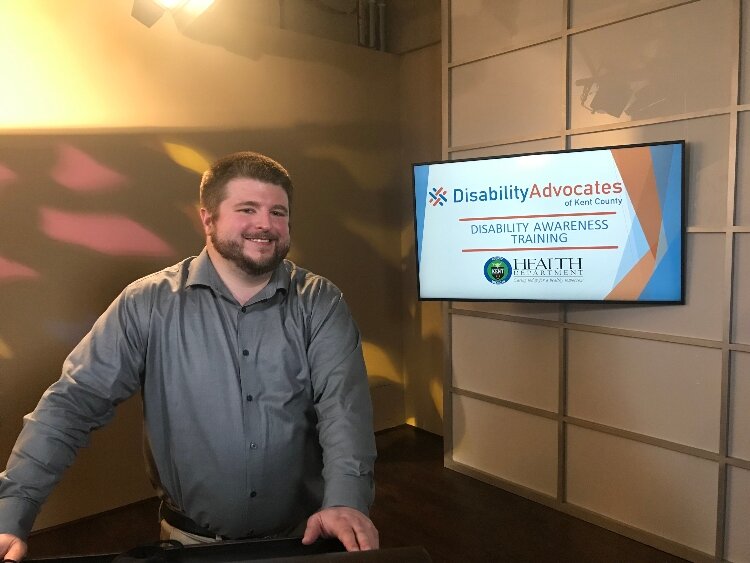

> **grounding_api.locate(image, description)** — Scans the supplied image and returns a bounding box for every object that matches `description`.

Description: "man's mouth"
[243,234,276,244]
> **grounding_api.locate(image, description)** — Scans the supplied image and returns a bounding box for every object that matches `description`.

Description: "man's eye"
[272,210,288,217]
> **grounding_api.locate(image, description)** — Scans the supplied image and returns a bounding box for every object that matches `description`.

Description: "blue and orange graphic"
[604,144,682,301]
[428,186,448,207]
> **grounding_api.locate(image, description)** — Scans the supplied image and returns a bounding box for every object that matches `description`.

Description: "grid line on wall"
[450,307,734,351]
[448,34,561,69]
[565,0,699,37]
[442,0,747,560]
[452,387,558,420]
[690,226,750,233]
[715,0,742,556]
[448,106,747,154]
[451,381,749,466]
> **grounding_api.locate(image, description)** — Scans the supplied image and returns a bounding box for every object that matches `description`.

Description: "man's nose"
[250,211,272,230]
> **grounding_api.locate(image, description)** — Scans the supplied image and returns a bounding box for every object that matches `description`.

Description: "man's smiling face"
[202,177,291,277]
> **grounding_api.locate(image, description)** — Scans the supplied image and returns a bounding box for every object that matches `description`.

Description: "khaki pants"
[159,517,308,545]
[159,518,222,545]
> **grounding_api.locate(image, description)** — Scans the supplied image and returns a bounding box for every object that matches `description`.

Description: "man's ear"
[199,208,213,235]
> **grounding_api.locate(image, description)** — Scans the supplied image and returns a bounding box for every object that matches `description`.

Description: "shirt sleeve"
[307,289,377,516]
[0,287,146,539]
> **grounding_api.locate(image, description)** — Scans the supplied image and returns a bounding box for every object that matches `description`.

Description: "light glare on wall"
[154,0,183,8]
[181,0,215,16]
[155,0,215,11]
[172,0,215,27]
[132,0,214,28]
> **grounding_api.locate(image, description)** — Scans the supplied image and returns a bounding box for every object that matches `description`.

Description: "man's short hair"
[200,151,293,217]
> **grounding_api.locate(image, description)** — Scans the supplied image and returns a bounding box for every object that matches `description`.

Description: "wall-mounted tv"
[412,141,685,303]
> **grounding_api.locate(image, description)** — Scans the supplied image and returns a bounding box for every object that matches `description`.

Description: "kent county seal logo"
[484,256,512,284]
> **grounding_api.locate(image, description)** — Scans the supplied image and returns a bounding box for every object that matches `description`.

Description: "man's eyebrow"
[233,201,289,212]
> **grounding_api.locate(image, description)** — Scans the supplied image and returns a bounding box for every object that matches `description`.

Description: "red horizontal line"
[458,211,617,222]
[462,246,619,252]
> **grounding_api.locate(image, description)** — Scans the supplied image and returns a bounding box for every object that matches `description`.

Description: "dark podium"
[25,537,431,563]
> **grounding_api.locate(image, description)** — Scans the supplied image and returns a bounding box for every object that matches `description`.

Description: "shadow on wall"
[0,123,404,460]
[401,227,444,432]
[574,38,683,120]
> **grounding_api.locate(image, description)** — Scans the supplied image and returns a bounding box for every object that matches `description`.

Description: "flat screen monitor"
[412,140,685,303]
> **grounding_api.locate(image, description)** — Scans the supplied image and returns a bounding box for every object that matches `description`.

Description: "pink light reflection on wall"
[0,163,18,186]
[0,256,39,281]
[51,144,126,191]
[40,208,175,257]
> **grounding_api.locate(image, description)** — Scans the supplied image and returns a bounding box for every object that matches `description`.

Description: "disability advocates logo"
[426,181,624,209]
[428,187,448,207]
[427,185,528,208]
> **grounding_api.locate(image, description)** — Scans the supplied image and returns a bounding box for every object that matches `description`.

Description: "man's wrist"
[0,497,39,541]
[322,475,373,516]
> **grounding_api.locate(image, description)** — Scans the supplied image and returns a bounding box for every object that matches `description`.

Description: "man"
[0,152,378,561]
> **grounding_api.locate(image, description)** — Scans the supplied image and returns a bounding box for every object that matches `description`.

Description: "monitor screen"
[412,141,685,303]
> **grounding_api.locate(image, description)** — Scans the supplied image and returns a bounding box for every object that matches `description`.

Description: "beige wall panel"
[742,0,750,105]
[730,352,750,461]
[451,40,563,148]
[452,315,558,411]
[571,114,729,229]
[567,425,718,554]
[569,1,733,130]
[452,301,560,321]
[450,0,563,63]
[451,137,563,160]
[567,233,723,340]
[569,0,689,29]
[568,331,722,451]
[737,113,750,226]
[735,235,750,345]
[726,466,750,563]
[453,394,557,496]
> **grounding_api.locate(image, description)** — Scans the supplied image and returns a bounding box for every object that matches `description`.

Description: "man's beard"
[209,229,290,277]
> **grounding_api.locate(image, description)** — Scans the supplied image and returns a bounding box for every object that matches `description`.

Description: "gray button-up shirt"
[0,249,376,539]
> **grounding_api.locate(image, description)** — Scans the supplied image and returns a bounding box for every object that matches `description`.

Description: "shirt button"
[242,349,249,356]
[246,394,253,402]
[241,306,247,313]
[250,442,258,449]
[250,491,257,498]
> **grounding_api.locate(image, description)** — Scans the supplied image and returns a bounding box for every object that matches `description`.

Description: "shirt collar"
[186,247,290,303]
[185,247,216,289]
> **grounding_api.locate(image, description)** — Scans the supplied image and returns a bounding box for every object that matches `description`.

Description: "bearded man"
[0,152,378,561]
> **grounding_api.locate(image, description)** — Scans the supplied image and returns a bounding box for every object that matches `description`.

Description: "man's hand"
[301,507,378,552]
[0,533,27,562]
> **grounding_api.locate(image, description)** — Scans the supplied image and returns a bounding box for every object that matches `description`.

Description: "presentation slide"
[413,142,684,302]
